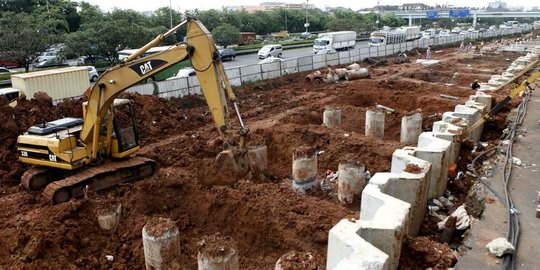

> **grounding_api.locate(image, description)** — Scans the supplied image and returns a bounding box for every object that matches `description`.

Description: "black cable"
[469,87,531,270]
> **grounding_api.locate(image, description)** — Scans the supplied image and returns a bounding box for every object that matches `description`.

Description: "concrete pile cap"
[391,148,431,176]
[144,217,178,238]
[417,132,452,151]
[327,219,389,270]
[197,233,238,260]
[455,104,482,114]
[432,121,464,135]
[360,184,411,228]
[474,90,493,97]
[442,112,469,127]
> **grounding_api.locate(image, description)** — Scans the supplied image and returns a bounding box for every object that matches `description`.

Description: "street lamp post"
[304,0,310,33]
[169,0,173,29]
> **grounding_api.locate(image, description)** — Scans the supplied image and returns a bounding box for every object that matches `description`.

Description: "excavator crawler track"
[42,157,159,204]
[22,167,58,191]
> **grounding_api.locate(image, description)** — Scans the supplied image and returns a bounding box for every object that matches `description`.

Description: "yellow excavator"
[17,18,256,204]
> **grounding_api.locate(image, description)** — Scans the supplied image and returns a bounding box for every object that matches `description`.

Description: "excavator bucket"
[203,145,268,185]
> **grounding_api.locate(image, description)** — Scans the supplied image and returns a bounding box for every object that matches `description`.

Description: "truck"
[239,32,256,45]
[421,29,437,39]
[368,31,407,46]
[10,66,89,101]
[396,26,421,41]
[313,31,357,53]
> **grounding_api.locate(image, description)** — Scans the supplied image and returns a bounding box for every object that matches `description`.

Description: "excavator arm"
[81,18,248,160]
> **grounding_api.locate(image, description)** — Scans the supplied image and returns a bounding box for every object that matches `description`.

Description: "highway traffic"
[222,41,370,68]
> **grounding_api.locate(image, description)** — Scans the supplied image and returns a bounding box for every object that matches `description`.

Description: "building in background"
[487,1,508,9]
[240,2,315,13]
[399,3,430,11]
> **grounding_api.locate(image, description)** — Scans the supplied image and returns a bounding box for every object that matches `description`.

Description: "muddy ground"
[0,37,528,269]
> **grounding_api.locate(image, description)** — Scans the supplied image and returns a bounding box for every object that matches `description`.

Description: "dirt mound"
[124,93,212,144]
[399,235,457,269]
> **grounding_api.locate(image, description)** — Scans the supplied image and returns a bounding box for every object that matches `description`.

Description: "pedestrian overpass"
[394,11,540,27]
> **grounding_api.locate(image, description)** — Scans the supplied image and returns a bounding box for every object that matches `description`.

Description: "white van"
[257,44,283,59]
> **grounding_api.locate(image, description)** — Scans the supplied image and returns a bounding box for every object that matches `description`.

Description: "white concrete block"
[454,105,483,143]
[415,133,452,199]
[359,184,410,270]
[432,121,464,135]
[428,125,462,165]
[327,219,389,270]
[369,172,428,236]
[441,112,469,128]
[388,149,431,235]
[465,100,487,114]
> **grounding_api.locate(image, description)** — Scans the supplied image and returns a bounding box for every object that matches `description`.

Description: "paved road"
[223,41,370,68]
[5,41,370,75]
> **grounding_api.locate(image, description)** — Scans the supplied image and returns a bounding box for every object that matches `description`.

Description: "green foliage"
[211,24,241,48]
[380,13,405,27]
[0,12,56,72]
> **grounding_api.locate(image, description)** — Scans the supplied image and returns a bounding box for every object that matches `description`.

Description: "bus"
[117,46,189,81]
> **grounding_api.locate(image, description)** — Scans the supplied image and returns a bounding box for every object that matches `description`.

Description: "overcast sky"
[82,0,536,12]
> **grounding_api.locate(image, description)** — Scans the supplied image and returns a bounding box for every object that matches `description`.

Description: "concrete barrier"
[428,124,463,165]
[388,148,432,235]
[327,219,389,270]
[471,91,493,111]
[414,133,452,199]
[453,105,483,143]
[359,184,410,270]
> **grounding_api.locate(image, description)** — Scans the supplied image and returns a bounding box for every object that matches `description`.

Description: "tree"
[211,24,240,47]
[150,7,184,44]
[0,12,55,72]
[191,9,221,31]
[380,13,405,28]
[62,29,100,64]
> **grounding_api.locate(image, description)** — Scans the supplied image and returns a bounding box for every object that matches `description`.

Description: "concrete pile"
[305,63,369,83]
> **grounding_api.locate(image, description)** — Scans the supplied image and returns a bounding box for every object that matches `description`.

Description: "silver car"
[257,44,283,59]
[86,66,99,82]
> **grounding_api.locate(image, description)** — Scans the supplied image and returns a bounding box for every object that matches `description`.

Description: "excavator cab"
[111,99,139,157]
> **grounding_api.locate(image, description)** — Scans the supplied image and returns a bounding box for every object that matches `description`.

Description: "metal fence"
[128,27,530,99]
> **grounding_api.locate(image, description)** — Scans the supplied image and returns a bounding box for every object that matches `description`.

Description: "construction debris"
[346,63,361,70]
[440,94,460,100]
[305,63,369,83]
[344,68,369,81]
[486,237,515,257]
[375,104,395,113]
[437,205,470,230]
